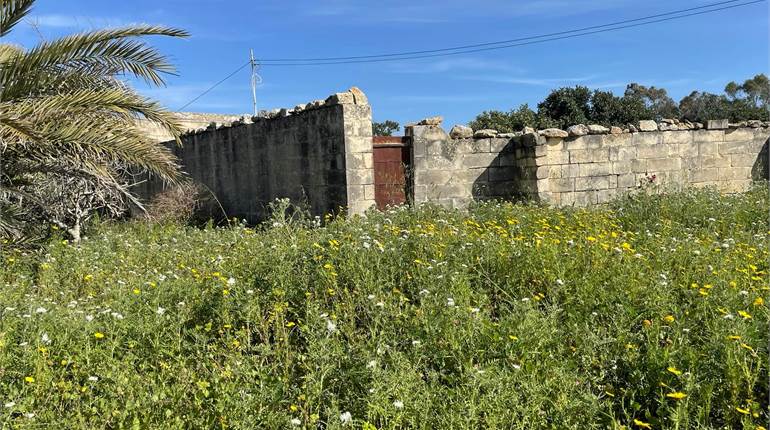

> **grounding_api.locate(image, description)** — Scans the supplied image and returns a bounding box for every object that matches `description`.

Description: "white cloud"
[29,14,129,29]
[388,57,525,74]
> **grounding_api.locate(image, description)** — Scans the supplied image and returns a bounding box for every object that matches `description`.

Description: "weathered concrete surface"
[138,112,245,143]
[138,89,375,221]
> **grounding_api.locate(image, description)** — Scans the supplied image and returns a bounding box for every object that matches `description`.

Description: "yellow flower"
[753,297,764,306]
[666,391,687,400]
[508,335,519,341]
[94,332,105,339]
[290,404,298,412]
[633,418,652,429]
[735,407,750,415]
[737,310,752,320]
[727,335,741,341]
[24,376,35,383]
[642,319,652,327]
[132,288,141,295]
[286,321,296,328]
[586,236,597,242]
[662,315,675,323]
[666,366,682,376]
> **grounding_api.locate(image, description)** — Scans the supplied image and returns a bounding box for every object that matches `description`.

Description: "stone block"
[647,157,682,172]
[677,142,699,158]
[596,189,618,204]
[636,144,670,159]
[693,130,725,143]
[574,190,598,206]
[550,178,575,192]
[631,159,648,172]
[609,146,637,161]
[731,153,760,167]
[578,163,612,177]
[419,170,453,186]
[570,148,609,163]
[690,168,719,183]
[602,134,632,147]
[347,168,374,185]
[662,131,693,145]
[611,160,633,174]
[724,128,757,142]
[718,179,752,193]
[364,184,375,200]
[471,139,492,153]
[575,176,610,191]
[632,133,662,146]
[427,183,470,200]
[345,136,372,154]
[719,141,752,155]
[700,155,730,168]
[564,135,604,150]
[490,138,514,153]
[561,164,580,178]
[705,119,729,130]
[326,92,355,105]
[488,167,516,182]
[618,173,636,188]
[638,120,658,132]
[718,167,752,181]
[535,166,553,179]
[463,153,499,169]
[540,150,570,165]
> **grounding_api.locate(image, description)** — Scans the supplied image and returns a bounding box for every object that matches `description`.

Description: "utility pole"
[249,49,260,116]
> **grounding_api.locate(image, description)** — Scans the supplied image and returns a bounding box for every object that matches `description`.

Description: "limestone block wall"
[534,127,770,206]
[137,112,245,143]
[408,124,539,207]
[138,88,375,221]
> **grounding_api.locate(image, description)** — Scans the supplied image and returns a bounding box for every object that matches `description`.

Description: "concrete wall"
[408,125,538,207]
[139,88,375,221]
[408,120,770,208]
[535,127,770,206]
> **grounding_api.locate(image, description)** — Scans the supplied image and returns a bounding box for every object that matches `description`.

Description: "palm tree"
[0,0,189,242]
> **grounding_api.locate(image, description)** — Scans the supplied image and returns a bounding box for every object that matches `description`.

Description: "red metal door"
[373,136,411,210]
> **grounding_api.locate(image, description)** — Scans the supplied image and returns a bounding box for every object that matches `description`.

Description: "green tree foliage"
[468,74,768,132]
[468,104,537,133]
[623,83,680,119]
[536,86,591,129]
[679,91,730,122]
[0,0,188,242]
[372,120,400,136]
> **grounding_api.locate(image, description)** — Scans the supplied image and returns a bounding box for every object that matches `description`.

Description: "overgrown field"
[1,188,768,429]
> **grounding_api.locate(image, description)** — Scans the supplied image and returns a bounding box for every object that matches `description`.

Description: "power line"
[176,61,250,111]
[258,0,755,63]
[259,0,764,66]
[175,0,763,109]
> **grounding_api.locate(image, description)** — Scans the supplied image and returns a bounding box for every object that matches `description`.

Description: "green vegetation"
[373,121,401,137]
[1,187,767,429]
[0,0,187,244]
[469,75,770,131]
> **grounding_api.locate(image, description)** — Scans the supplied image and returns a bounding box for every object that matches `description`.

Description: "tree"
[679,91,730,122]
[0,0,189,242]
[468,104,537,133]
[536,86,591,129]
[723,74,769,121]
[624,83,679,119]
[372,120,400,136]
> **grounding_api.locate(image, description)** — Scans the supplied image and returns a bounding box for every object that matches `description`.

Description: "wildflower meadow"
[0,187,768,429]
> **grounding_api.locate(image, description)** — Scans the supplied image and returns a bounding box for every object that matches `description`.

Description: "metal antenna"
[249,49,262,116]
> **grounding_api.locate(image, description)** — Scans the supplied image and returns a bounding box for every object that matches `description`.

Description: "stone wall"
[138,88,375,221]
[535,124,770,206]
[138,112,245,143]
[409,118,770,208]
[408,123,538,207]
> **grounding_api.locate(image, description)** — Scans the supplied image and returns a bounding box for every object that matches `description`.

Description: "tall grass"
[0,187,767,429]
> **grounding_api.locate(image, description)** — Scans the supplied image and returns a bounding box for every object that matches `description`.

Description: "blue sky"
[6,0,769,130]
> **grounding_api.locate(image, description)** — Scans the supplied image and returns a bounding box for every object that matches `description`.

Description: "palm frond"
[0,0,34,36]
